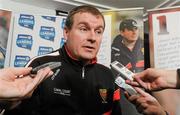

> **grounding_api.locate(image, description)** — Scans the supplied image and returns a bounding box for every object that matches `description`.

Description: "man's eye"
[80,27,87,32]
[95,30,103,35]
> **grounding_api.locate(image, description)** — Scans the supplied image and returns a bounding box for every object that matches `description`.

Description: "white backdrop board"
[6,14,65,67]
[97,15,111,67]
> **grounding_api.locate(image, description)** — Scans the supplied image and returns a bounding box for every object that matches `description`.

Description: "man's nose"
[132,28,138,32]
[87,30,96,43]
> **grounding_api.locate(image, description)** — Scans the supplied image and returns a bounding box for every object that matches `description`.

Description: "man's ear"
[63,27,68,41]
[120,30,124,36]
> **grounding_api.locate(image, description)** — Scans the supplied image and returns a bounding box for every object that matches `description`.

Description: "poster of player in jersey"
[102,8,144,75]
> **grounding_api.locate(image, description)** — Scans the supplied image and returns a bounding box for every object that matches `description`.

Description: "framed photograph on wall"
[148,6,180,115]
[102,8,144,115]
[149,6,180,69]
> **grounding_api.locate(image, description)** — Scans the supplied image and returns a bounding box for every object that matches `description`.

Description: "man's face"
[120,28,139,42]
[64,12,104,61]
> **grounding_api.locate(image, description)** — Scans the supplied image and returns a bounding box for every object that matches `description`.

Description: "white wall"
[0,0,55,15]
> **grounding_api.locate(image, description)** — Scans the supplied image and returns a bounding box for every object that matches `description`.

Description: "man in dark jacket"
[5,5,122,115]
[111,19,144,74]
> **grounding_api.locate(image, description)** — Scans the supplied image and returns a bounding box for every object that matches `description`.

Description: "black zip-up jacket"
[111,34,144,74]
[5,45,121,115]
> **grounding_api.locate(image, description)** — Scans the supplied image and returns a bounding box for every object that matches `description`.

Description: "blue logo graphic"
[42,16,56,22]
[18,14,35,29]
[38,46,53,56]
[39,26,55,41]
[16,34,33,50]
[14,55,30,67]
[60,38,66,48]
[61,18,66,29]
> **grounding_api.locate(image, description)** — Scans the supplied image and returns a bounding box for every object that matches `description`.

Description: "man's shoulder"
[94,63,115,81]
[95,63,112,73]
[25,49,61,67]
[112,34,122,42]
[112,34,123,47]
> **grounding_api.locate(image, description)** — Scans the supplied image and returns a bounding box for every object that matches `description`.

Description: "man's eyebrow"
[77,22,89,26]
[78,22,104,30]
[96,25,104,30]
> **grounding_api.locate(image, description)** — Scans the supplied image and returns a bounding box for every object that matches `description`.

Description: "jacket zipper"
[82,67,85,79]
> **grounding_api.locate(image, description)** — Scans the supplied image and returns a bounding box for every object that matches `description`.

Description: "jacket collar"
[63,44,97,65]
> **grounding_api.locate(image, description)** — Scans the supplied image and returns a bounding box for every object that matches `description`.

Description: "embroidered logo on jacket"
[99,89,107,103]
[53,88,71,96]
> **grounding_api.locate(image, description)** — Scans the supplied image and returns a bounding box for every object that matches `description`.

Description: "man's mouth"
[83,46,95,51]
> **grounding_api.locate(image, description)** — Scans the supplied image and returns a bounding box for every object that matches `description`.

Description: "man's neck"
[122,39,136,51]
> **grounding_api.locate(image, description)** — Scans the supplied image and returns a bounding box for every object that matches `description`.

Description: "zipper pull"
[82,67,85,79]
